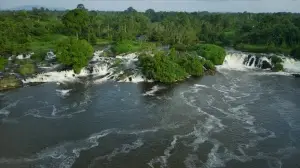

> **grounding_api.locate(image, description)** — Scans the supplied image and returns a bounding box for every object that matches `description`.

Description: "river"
[0,53,300,168]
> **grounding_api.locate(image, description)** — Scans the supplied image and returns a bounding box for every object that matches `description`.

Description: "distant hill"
[7,5,66,11]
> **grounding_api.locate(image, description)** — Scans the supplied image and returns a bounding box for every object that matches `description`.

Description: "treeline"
[1,5,300,57]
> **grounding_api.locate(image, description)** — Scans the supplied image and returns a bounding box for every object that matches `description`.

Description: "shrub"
[112,41,139,55]
[139,53,187,83]
[112,41,156,55]
[31,50,47,62]
[0,57,8,71]
[193,44,226,65]
[19,62,36,76]
[291,46,300,60]
[203,60,216,71]
[173,53,204,77]
[55,37,94,74]
[272,63,284,72]
[271,56,283,65]
[173,43,188,51]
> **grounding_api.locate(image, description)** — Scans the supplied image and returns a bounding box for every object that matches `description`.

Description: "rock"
[0,75,22,91]
[205,69,216,76]
[87,65,94,73]
[292,74,300,78]
[261,60,272,69]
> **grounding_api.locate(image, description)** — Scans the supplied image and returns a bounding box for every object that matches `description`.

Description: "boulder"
[0,75,22,91]
[261,60,272,69]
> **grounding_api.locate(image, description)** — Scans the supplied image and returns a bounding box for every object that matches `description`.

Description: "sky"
[0,0,300,13]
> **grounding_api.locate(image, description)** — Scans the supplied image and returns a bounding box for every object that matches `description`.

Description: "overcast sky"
[0,0,299,12]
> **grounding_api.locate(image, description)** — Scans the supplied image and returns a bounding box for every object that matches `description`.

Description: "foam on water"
[0,100,20,117]
[176,68,288,168]
[89,139,144,167]
[90,50,104,62]
[23,51,150,84]
[16,53,33,60]
[193,84,210,88]
[218,51,300,76]
[281,57,300,73]
[148,131,195,168]
[23,63,110,84]
[204,141,225,168]
[0,129,114,168]
[0,126,180,168]
[184,154,201,168]
[217,52,248,71]
[143,85,165,96]
[56,89,72,97]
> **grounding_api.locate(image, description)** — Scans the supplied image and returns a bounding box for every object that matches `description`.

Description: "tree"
[62,9,89,39]
[77,4,86,10]
[291,46,300,59]
[125,7,137,13]
[55,37,94,73]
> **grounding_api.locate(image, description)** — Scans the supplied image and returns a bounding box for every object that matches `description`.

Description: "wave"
[143,85,165,96]
[56,89,72,97]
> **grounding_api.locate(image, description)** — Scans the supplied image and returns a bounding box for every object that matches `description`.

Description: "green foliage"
[179,55,204,77]
[139,48,209,83]
[170,52,204,77]
[112,41,156,55]
[139,53,188,83]
[31,50,47,61]
[203,60,216,71]
[19,62,36,76]
[235,44,290,54]
[2,8,300,60]
[112,41,140,55]
[173,43,188,51]
[291,46,300,59]
[194,44,226,65]
[55,37,94,74]
[271,56,283,65]
[272,63,284,72]
[62,9,89,39]
[0,57,8,71]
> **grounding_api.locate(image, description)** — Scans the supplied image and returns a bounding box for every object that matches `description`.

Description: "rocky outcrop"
[261,60,272,69]
[0,75,22,91]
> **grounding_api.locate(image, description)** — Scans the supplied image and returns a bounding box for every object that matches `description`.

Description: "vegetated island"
[1,4,300,91]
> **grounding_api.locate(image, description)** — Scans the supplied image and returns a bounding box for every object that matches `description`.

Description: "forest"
[1,5,300,55]
[1,4,300,83]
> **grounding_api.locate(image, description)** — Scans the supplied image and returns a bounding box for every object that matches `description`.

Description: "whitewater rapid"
[218,51,300,75]
[23,51,146,84]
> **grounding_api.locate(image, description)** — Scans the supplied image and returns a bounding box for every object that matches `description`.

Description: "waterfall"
[218,51,300,74]
[282,57,300,73]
